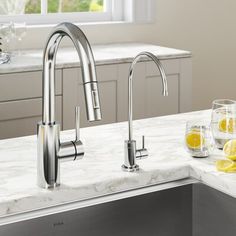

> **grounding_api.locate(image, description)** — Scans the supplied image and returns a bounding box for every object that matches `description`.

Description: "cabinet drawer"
[0,70,62,102]
[0,96,62,139]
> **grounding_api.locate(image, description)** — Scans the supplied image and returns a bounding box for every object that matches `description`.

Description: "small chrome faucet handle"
[142,135,145,149]
[58,106,84,162]
[75,106,80,141]
[136,135,148,160]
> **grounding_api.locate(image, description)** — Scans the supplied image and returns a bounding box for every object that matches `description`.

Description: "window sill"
[27,20,153,30]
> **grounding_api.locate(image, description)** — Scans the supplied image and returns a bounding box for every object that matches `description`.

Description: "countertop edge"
[0,43,192,74]
[0,178,197,226]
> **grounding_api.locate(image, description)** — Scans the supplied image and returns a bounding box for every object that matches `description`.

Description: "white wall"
[155,0,236,111]
[21,0,236,111]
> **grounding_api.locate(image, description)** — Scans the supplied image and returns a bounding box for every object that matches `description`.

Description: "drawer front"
[0,96,62,139]
[0,70,62,102]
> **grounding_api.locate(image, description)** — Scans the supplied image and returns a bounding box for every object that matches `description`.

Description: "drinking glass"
[13,22,26,55]
[0,22,14,54]
[211,99,236,149]
[0,23,14,64]
[0,52,10,65]
[185,120,214,158]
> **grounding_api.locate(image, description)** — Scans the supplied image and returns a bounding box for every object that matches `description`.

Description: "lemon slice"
[186,131,204,149]
[223,139,236,160]
[218,118,236,133]
[216,160,236,172]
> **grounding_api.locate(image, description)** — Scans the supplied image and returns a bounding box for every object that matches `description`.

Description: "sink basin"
[0,185,192,236]
[1,182,236,236]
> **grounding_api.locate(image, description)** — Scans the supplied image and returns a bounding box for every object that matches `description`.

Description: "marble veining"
[0,110,234,219]
[0,43,191,74]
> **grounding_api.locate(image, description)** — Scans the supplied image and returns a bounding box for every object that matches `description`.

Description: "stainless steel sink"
[0,185,192,236]
[2,183,236,236]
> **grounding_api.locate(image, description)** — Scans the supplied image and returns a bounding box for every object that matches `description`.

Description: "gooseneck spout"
[43,22,101,125]
[128,52,168,141]
[38,23,102,188]
[122,51,168,172]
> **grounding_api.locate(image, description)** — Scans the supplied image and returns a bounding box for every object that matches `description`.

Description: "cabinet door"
[63,59,191,129]
[117,62,146,122]
[145,74,179,117]
[117,60,180,122]
[0,96,62,139]
[144,59,180,118]
[63,65,122,129]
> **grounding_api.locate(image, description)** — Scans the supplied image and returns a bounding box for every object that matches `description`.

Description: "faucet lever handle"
[75,106,80,141]
[142,135,145,149]
[136,135,148,160]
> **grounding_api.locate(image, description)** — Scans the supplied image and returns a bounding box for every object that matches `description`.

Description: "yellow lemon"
[186,131,204,149]
[216,160,236,173]
[223,139,236,160]
[218,118,236,133]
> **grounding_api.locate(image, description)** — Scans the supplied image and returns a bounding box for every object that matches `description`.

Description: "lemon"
[216,160,236,172]
[218,118,236,133]
[223,139,236,160]
[186,131,204,149]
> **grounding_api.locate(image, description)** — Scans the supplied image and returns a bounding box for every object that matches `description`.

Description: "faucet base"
[37,122,60,189]
[121,164,139,172]
[122,140,139,172]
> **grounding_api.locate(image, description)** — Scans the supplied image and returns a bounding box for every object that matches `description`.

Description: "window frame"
[0,0,124,25]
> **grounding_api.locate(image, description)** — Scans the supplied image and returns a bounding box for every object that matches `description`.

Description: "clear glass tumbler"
[13,22,27,56]
[185,120,214,158]
[211,99,236,149]
[0,23,13,64]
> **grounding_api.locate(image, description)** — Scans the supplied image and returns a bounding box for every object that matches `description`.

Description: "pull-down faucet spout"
[37,22,102,188]
[42,22,101,125]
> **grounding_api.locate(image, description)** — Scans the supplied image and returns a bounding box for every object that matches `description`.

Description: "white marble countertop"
[0,110,234,221]
[0,43,191,74]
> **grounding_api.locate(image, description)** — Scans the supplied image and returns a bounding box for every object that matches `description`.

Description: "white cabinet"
[145,74,179,117]
[0,70,62,139]
[0,97,62,139]
[63,64,125,129]
[63,57,192,129]
[0,57,192,138]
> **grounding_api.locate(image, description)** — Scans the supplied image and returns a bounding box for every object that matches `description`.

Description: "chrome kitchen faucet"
[122,52,168,172]
[37,22,102,188]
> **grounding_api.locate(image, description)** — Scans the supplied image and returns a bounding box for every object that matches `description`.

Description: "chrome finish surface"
[75,106,80,141]
[37,122,60,188]
[42,22,101,124]
[38,22,102,188]
[122,52,168,171]
[122,140,139,172]
[58,140,84,162]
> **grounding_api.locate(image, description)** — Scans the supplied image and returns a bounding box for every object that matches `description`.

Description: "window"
[25,0,105,14]
[0,0,154,25]
[0,0,122,24]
